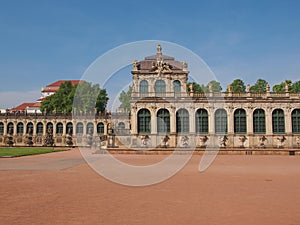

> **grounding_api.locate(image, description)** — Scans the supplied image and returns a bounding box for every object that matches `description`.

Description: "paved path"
[1,148,300,225]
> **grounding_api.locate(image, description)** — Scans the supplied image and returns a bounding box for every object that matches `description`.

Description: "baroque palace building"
[1,44,300,149]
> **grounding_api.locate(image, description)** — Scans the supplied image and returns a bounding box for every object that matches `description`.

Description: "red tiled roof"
[42,80,82,92]
[10,102,40,112]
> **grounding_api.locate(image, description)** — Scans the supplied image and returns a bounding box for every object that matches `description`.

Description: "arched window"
[157,109,170,134]
[86,122,94,134]
[118,122,125,129]
[46,123,53,133]
[140,80,148,97]
[272,109,285,134]
[215,109,227,134]
[66,122,73,135]
[155,80,166,96]
[138,109,151,134]
[76,122,83,134]
[36,122,43,134]
[253,109,266,134]
[174,80,181,94]
[97,122,104,134]
[56,122,63,134]
[26,122,33,134]
[234,109,247,134]
[17,122,23,134]
[292,109,300,134]
[7,122,14,134]
[176,108,189,133]
[0,122,3,134]
[196,109,208,134]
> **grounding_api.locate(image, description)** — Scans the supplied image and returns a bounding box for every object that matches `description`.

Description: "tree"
[41,81,109,113]
[272,80,292,92]
[41,81,74,113]
[250,79,268,93]
[119,86,132,112]
[290,80,300,92]
[73,81,108,113]
[207,80,222,92]
[187,82,207,93]
[227,79,246,92]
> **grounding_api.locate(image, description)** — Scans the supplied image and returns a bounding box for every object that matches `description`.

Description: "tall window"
[174,80,181,95]
[176,108,189,133]
[97,122,104,134]
[56,122,63,134]
[292,109,300,133]
[140,80,148,97]
[138,109,151,134]
[86,122,94,134]
[234,109,247,134]
[66,122,73,134]
[17,122,23,134]
[155,80,166,96]
[157,109,170,134]
[26,122,33,134]
[253,109,266,134]
[215,109,227,134]
[272,109,285,134]
[36,122,43,134]
[196,109,208,134]
[46,123,53,133]
[0,122,3,134]
[76,123,83,134]
[7,122,14,134]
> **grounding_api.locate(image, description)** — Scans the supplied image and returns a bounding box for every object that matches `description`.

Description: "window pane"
[196,109,208,133]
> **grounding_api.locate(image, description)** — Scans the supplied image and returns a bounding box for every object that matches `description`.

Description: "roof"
[136,44,185,71]
[10,102,41,112]
[42,80,82,92]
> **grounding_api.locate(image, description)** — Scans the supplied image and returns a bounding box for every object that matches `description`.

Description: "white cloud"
[0,90,40,109]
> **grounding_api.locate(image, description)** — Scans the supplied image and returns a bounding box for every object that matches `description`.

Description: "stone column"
[285,108,292,135]
[131,107,138,135]
[43,121,47,136]
[3,121,7,135]
[265,108,273,135]
[208,107,214,134]
[13,122,17,136]
[150,107,157,135]
[170,106,176,134]
[33,121,37,136]
[188,106,195,134]
[227,107,234,135]
[246,108,253,134]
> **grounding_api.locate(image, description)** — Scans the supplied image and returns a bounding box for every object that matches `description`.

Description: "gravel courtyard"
[1,148,300,225]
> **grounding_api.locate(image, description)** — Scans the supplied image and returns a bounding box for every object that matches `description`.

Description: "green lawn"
[0,147,64,157]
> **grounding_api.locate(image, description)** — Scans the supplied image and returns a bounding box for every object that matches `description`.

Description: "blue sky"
[1,0,300,108]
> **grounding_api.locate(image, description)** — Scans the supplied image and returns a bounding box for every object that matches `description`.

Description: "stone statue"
[266,83,270,92]
[238,135,247,148]
[227,84,232,92]
[277,135,286,148]
[285,82,289,92]
[133,60,139,71]
[199,135,208,148]
[182,61,188,71]
[141,135,150,147]
[189,83,194,93]
[209,83,213,93]
[161,135,170,148]
[258,135,267,148]
[219,135,228,148]
[181,136,189,148]
[247,84,251,92]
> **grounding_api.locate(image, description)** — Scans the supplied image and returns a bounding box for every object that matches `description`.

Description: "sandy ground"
[1,148,300,225]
